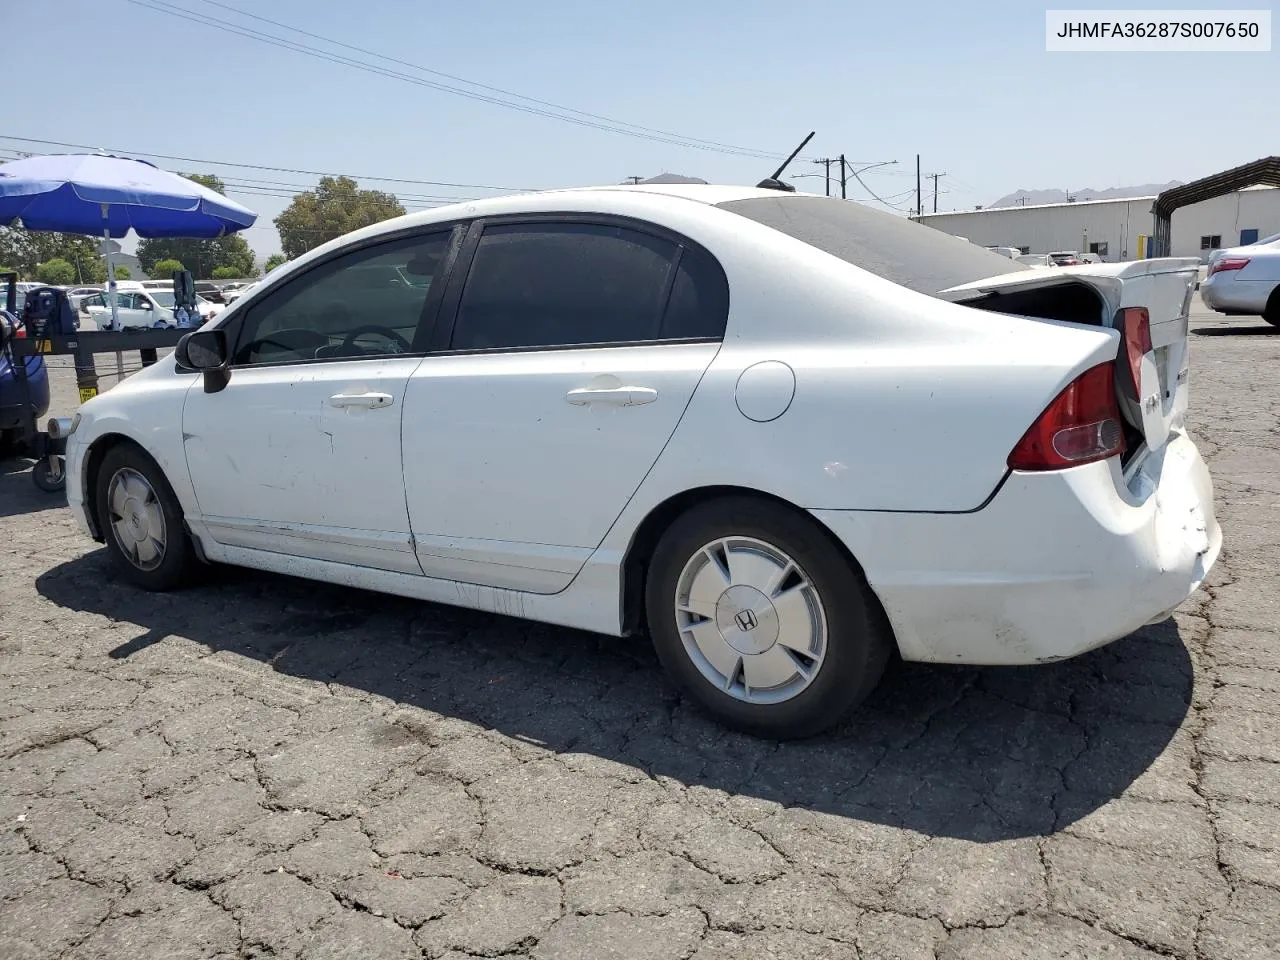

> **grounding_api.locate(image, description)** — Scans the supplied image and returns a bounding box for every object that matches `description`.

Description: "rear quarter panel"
[623,223,1121,515]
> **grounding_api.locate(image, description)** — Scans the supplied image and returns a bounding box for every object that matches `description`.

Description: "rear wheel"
[645,497,891,739]
[94,444,193,590]
[1263,289,1280,328]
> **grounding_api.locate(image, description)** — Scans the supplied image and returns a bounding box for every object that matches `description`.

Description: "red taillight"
[1008,363,1126,471]
[13,325,26,338]
[1208,256,1250,276]
[1120,306,1152,392]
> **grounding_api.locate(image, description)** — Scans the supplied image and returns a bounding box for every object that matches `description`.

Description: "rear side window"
[451,222,681,351]
[717,195,1027,296]
[661,245,729,340]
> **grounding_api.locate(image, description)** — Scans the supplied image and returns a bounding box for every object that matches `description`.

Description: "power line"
[202,0,785,160]
[0,134,534,192]
[849,167,910,210]
[126,0,791,160]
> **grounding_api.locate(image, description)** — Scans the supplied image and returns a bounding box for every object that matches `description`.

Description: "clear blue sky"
[5,0,1277,259]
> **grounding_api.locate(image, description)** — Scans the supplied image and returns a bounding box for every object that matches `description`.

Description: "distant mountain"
[629,173,708,185]
[989,181,1183,208]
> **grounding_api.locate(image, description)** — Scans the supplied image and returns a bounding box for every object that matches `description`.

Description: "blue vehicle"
[0,293,52,455]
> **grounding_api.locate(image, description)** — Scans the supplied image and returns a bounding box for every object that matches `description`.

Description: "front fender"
[67,361,200,529]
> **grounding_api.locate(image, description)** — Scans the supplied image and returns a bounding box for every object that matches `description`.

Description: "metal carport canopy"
[1151,156,1280,256]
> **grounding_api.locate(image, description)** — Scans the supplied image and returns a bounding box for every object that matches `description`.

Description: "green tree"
[274,176,405,259]
[0,227,107,282]
[151,258,185,279]
[263,253,288,273]
[135,173,259,279]
[211,265,242,280]
[114,266,131,280]
[36,258,77,285]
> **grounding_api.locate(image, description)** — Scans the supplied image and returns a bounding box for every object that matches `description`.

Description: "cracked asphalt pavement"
[2,298,1278,959]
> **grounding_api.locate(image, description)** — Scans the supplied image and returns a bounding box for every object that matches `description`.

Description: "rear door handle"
[328,391,394,409]
[565,386,658,407]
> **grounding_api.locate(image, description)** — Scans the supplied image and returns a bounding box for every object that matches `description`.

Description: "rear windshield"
[716,195,1027,296]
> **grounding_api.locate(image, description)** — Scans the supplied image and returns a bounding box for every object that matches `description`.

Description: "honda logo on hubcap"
[735,609,759,631]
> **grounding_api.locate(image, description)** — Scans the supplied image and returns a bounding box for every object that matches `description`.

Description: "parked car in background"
[1200,232,1280,326]
[64,185,1218,738]
[0,309,49,454]
[983,246,1021,259]
[222,280,258,303]
[81,289,223,329]
[1014,253,1056,268]
[65,285,103,313]
[195,281,227,304]
[1048,251,1083,266]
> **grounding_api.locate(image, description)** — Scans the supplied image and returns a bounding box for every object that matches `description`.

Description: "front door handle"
[565,386,658,407]
[328,391,394,409]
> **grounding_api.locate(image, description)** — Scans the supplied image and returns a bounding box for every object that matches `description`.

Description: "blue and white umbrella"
[0,153,257,328]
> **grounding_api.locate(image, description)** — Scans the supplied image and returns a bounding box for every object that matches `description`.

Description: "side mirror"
[176,329,232,394]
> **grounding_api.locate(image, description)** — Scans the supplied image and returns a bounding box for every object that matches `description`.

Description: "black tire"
[32,457,66,493]
[1263,289,1280,328]
[0,428,18,460]
[645,496,892,740]
[94,443,193,590]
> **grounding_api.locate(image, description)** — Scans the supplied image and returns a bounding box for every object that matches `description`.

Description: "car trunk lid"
[939,258,1200,456]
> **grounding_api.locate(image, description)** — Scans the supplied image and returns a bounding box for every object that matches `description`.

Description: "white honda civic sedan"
[63,185,1220,738]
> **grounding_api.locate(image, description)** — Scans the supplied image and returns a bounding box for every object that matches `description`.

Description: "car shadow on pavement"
[0,456,65,518]
[36,551,1193,843]
[1192,324,1278,336]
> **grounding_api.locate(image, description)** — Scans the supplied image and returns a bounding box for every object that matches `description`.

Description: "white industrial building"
[915,184,1280,262]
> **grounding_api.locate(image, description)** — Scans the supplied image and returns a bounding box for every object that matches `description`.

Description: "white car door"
[87,292,150,330]
[182,229,458,574]
[402,218,728,593]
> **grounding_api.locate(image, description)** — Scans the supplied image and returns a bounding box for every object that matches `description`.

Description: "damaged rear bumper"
[812,431,1220,665]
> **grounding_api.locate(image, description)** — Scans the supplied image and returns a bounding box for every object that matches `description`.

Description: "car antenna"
[756,131,814,192]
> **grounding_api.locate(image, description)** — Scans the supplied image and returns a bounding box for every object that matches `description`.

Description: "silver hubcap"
[674,537,827,704]
[107,468,166,572]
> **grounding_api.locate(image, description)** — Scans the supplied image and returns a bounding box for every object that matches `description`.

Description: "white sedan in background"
[63,185,1219,738]
[80,289,222,330]
[1200,232,1280,325]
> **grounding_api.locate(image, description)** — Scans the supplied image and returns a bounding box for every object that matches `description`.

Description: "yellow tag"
[37,340,51,353]
[78,387,98,403]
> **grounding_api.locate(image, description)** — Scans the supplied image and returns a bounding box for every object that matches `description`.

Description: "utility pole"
[927,171,946,213]
[915,155,922,217]
[839,154,847,199]
[811,158,835,196]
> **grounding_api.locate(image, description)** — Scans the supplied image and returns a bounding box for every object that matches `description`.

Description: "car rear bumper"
[1200,274,1274,314]
[812,431,1220,665]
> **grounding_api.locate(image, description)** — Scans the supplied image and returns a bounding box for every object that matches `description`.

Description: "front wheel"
[94,444,193,590]
[645,497,892,740]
